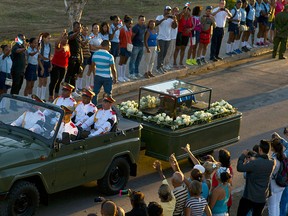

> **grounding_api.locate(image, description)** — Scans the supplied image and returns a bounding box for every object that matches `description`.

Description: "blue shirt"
[132,24,146,47]
[247,4,256,21]
[260,2,270,15]
[280,138,288,157]
[255,1,262,18]
[92,49,114,78]
[0,55,12,73]
[109,23,121,43]
[147,30,158,47]
[240,8,247,22]
[27,47,39,65]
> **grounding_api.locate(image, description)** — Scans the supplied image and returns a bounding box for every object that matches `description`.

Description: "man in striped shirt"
[91,40,117,104]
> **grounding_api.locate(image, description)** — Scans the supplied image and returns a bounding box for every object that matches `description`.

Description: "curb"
[112,46,273,97]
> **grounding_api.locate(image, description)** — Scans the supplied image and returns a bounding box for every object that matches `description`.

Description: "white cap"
[193,164,205,173]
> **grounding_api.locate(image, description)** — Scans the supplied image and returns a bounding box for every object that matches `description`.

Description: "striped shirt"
[185,197,207,216]
[173,184,188,216]
[92,49,114,78]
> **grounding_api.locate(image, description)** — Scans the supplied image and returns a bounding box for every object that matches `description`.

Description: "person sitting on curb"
[80,96,117,137]
[126,191,148,216]
[72,88,97,126]
[11,94,45,134]
[153,160,176,216]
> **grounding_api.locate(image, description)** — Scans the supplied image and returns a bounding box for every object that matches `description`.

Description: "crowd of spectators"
[91,131,288,216]
[1,0,287,105]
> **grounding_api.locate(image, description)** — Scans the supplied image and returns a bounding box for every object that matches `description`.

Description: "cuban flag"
[15,36,23,45]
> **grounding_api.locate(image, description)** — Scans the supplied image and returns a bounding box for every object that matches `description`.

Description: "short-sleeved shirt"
[109,23,121,43]
[99,33,109,41]
[119,26,132,48]
[230,7,242,24]
[27,47,39,65]
[68,31,82,59]
[89,33,103,47]
[131,23,146,47]
[260,2,270,16]
[11,43,26,73]
[255,1,262,17]
[173,184,187,216]
[0,55,12,73]
[246,4,256,20]
[240,8,247,22]
[213,7,229,28]
[185,197,207,216]
[92,49,114,78]
[156,15,174,41]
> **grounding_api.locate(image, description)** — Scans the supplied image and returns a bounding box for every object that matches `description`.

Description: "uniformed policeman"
[72,88,97,126]
[11,95,45,134]
[55,105,78,141]
[81,96,117,137]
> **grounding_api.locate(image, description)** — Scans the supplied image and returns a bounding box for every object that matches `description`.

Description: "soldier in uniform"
[54,105,78,141]
[272,4,288,59]
[72,88,97,126]
[52,82,77,107]
[81,96,117,137]
[11,94,45,134]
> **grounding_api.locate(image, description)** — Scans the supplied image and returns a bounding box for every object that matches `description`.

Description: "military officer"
[52,82,77,107]
[72,88,97,126]
[81,96,117,137]
[55,105,78,141]
[11,95,45,134]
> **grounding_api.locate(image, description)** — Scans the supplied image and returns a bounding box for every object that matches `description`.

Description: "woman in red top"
[118,15,133,82]
[173,6,192,68]
[48,30,70,102]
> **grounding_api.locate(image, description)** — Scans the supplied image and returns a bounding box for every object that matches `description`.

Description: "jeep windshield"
[0,94,63,146]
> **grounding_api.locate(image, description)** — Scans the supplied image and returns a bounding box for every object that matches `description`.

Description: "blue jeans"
[280,186,288,216]
[93,75,112,105]
[129,46,144,75]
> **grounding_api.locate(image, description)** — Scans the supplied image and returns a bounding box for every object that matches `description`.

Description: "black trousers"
[237,197,266,216]
[273,35,287,58]
[64,57,81,88]
[49,65,66,97]
[10,71,24,95]
[210,27,224,59]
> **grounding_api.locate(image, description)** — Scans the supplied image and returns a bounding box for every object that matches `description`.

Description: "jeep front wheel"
[98,157,130,195]
[2,181,40,216]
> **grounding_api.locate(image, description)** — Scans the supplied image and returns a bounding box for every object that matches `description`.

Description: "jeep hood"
[0,136,50,170]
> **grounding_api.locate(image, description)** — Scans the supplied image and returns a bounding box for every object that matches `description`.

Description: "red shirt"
[119,27,132,48]
[178,15,193,37]
[51,45,70,68]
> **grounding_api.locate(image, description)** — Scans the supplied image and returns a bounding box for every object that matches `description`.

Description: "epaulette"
[89,103,96,107]
[70,97,76,102]
[70,122,76,128]
[110,110,116,115]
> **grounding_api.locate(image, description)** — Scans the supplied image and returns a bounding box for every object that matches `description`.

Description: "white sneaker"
[123,76,130,82]
[128,74,137,80]
[246,43,252,49]
[118,77,125,82]
[135,73,141,78]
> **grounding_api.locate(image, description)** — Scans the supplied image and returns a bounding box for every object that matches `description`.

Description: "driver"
[11,95,45,134]
[80,96,117,137]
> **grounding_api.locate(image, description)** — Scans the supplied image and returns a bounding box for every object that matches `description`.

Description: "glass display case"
[138,80,212,118]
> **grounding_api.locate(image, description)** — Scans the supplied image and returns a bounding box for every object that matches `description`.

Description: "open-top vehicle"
[0,94,141,216]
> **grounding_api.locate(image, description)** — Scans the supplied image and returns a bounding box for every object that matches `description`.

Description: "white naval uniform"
[53,96,76,108]
[11,110,45,134]
[81,108,117,136]
[72,102,97,126]
[56,121,78,140]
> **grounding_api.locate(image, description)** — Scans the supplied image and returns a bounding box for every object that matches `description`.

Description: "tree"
[64,0,88,28]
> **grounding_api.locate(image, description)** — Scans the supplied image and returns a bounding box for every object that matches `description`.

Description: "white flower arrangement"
[139,95,160,109]
[119,98,237,130]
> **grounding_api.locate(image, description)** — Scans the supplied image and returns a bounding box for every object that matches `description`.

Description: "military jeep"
[0,94,141,215]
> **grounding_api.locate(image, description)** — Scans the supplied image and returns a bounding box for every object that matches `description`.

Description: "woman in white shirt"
[268,138,286,216]
[0,44,12,114]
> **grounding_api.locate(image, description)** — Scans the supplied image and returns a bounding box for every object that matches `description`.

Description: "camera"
[119,189,132,197]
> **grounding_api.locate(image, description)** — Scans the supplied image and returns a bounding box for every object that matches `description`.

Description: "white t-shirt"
[156,15,174,41]
[27,47,39,65]
[0,54,12,73]
[213,7,229,28]
[170,27,178,40]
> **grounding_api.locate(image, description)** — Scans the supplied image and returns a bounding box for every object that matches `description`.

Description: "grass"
[0,0,218,43]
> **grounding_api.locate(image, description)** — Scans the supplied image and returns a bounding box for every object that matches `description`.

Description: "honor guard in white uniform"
[81,96,117,137]
[52,82,77,108]
[55,105,78,141]
[11,95,45,134]
[72,88,97,127]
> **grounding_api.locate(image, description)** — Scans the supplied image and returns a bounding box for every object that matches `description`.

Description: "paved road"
[37,53,287,215]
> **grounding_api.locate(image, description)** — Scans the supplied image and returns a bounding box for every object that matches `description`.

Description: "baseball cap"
[164,6,172,10]
[206,5,213,10]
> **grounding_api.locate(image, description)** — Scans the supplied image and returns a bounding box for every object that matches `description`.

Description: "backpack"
[275,157,288,187]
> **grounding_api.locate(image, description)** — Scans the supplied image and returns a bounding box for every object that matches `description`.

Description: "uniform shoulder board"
[70,97,76,102]
[110,110,116,115]
[89,103,96,107]
[70,122,76,128]
[38,111,44,116]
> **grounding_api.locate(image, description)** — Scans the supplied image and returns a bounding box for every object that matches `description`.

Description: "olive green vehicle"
[0,94,141,216]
